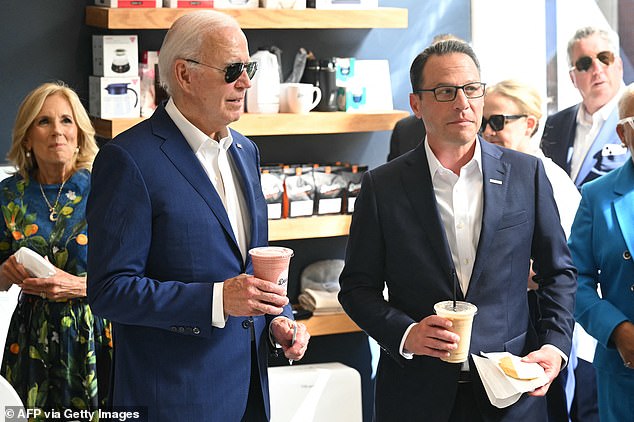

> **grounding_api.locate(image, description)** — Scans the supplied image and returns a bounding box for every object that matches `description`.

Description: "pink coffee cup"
[248,246,294,293]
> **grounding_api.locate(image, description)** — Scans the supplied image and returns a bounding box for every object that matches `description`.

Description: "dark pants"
[449,382,484,422]
[241,341,267,422]
[570,359,599,422]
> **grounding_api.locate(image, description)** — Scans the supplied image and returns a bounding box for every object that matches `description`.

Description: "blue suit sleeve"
[87,142,216,337]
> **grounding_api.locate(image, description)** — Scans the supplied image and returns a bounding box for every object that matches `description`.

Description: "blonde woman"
[0,82,111,414]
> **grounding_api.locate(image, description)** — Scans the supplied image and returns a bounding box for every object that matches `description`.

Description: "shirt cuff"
[399,323,417,359]
[543,344,568,367]
[211,282,227,328]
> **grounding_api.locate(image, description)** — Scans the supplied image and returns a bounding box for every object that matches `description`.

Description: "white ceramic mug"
[280,83,322,113]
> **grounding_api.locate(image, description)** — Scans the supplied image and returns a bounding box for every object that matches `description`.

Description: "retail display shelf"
[268,214,351,241]
[85,5,408,30]
[302,312,361,336]
[92,110,410,138]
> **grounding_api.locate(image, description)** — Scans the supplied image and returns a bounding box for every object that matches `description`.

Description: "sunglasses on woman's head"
[571,51,615,72]
[185,59,258,83]
[480,114,527,133]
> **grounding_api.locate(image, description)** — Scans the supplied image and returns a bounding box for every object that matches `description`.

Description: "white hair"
[158,10,241,96]
[566,26,620,67]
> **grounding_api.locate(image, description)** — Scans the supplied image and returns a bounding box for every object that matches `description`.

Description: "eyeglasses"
[413,82,486,102]
[618,116,634,129]
[185,59,258,83]
[480,114,527,133]
[570,51,615,72]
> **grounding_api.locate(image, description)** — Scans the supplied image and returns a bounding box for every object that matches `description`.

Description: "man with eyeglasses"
[540,26,628,422]
[339,39,576,421]
[86,10,309,422]
[541,26,629,189]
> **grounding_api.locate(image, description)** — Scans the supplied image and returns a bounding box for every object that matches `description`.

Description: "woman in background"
[0,82,111,415]
[481,79,586,422]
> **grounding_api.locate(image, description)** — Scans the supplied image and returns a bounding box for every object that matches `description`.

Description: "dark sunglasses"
[480,114,527,133]
[571,51,615,72]
[185,59,258,83]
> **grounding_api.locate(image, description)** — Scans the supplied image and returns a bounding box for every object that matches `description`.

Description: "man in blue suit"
[86,11,309,422]
[540,27,629,189]
[339,40,576,421]
[540,26,628,422]
[568,84,634,422]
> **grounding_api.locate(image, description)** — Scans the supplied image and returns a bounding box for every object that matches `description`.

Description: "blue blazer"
[86,105,292,421]
[568,159,634,377]
[339,139,577,421]
[540,104,630,187]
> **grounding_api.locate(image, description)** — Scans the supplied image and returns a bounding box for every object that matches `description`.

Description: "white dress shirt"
[400,138,482,359]
[400,138,567,367]
[569,86,623,182]
[165,98,251,328]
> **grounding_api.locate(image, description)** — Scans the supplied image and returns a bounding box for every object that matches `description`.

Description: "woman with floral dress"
[0,82,111,419]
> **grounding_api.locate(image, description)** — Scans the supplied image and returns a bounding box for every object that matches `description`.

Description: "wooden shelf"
[92,110,409,138]
[85,6,408,29]
[268,214,351,241]
[302,313,361,336]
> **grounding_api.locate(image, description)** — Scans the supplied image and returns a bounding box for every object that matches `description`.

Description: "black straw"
[451,269,458,311]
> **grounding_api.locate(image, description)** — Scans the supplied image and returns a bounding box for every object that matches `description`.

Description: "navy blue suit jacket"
[540,104,630,187]
[86,105,292,421]
[339,139,577,421]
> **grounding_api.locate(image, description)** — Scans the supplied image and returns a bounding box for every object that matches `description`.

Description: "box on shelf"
[93,35,139,78]
[345,59,393,112]
[307,0,377,9]
[335,57,355,111]
[260,0,306,9]
[213,0,258,7]
[94,0,162,7]
[89,76,141,119]
[163,0,214,6]
[140,51,159,117]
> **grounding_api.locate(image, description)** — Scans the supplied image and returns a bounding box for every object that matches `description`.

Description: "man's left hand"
[270,317,310,362]
[521,346,563,396]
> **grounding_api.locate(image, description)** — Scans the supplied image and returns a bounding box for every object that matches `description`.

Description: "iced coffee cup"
[434,300,478,363]
[248,246,294,294]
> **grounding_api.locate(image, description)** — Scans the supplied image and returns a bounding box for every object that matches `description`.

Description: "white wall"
[471,0,547,143]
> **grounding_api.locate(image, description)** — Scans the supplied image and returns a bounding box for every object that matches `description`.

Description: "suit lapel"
[227,129,265,252]
[151,107,239,252]
[401,146,457,290]
[468,140,509,297]
[613,161,634,257]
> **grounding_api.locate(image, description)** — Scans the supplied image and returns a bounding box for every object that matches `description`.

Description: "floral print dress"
[0,169,112,421]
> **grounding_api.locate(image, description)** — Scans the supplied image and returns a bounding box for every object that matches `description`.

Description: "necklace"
[39,178,68,222]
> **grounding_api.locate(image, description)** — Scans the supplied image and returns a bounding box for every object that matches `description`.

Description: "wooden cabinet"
[86,6,409,336]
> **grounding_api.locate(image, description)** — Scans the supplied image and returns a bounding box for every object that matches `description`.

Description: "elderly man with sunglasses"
[339,39,576,422]
[86,10,309,422]
[541,26,629,189]
[540,26,628,422]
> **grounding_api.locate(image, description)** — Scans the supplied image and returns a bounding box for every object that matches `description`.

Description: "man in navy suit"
[339,40,576,421]
[540,26,628,422]
[86,11,309,422]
